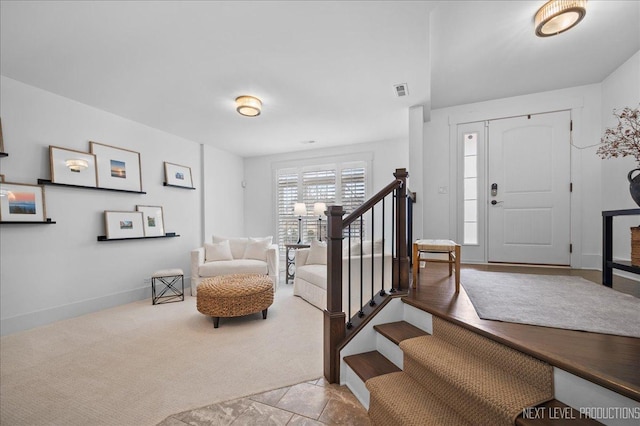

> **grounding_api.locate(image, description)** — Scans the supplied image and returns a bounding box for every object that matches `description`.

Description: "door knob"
[491,200,503,205]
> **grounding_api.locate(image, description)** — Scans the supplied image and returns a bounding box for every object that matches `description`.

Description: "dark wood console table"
[602,208,640,287]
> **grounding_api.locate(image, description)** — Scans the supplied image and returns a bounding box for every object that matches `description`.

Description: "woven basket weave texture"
[197,273,273,318]
[631,227,640,266]
[367,316,554,426]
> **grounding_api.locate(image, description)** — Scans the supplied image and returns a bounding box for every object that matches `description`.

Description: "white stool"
[412,240,460,292]
[151,268,184,305]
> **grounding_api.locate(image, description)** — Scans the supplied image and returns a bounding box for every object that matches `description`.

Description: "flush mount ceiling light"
[235,95,262,117]
[65,158,89,172]
[535,0,587,37]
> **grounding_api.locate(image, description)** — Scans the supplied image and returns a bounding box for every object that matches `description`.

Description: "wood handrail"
[343,179,403,228]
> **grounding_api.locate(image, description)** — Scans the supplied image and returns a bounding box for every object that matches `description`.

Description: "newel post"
[324,205,346,383]
[394,168,409,291]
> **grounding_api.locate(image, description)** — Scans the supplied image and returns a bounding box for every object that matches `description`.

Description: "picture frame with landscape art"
[164,162,194,188]
[49,146,98,187]
[136,205,165,237]
[104,211,144,239]
[90,142,142,192]
[0,182,46,222]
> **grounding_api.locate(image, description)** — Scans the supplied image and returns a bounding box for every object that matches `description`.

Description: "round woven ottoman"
[197,273,274,328]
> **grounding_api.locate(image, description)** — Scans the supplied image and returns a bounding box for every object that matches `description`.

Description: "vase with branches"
[597,105,640,206]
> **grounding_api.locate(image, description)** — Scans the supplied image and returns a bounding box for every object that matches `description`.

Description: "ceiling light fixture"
[235,95,262,117]
[535,0,587,37]
[65,158,89,172]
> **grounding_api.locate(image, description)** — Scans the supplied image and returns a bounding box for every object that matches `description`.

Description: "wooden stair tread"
[373,321,429,345]
[515,400,603,425]
[343,350,400,383]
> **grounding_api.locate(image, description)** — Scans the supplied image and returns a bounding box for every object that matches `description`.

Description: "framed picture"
[164,162,194,188]
[0,174,4,182]
[90,142,142,192]
[0,182,46,222]
[49,146,98,187]
[0,117,4,152]
[136,205,165,237]
[104,211,145,239]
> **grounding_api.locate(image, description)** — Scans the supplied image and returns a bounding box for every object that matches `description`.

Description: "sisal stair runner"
[365,316,554,426]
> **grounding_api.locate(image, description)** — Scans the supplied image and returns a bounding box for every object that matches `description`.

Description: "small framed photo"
[50,146,98,187]
[0,174,4,182]
[164,162,194,188]
[136,205,165,237]
[104,211,145,239]
[0,182,46,222]
[90,142,142,192]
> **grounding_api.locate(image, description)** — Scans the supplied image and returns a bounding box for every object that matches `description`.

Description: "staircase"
[341,299,605,426]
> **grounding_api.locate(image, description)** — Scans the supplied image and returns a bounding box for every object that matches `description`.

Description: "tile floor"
[157,377,371,425]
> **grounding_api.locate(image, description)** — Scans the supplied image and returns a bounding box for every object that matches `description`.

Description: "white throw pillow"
[212,235,248,259]
[204,240,233,262]
[306,240,327,265]
[243,237,271,261]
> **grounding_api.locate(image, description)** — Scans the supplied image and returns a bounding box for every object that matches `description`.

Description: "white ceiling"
[1,1,639,158]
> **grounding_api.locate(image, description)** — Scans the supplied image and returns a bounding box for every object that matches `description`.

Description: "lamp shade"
[235,95,262,117]
[293,202,307,216]
[313,202,327,217]
[535,0,587,37]
[65,158,89,172]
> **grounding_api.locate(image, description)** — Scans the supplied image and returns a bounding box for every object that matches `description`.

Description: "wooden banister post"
[394,168,409,291]
[324,205,346,383]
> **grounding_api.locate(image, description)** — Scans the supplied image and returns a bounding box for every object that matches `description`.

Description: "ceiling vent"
[394,83,409,97]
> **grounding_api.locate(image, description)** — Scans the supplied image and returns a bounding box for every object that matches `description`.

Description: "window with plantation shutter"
[341,166,366,238]
[275,161,367,252]
[277,171,299,249]
[301,169,336,242]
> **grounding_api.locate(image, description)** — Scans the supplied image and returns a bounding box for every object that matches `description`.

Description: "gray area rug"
[461,270,640,338]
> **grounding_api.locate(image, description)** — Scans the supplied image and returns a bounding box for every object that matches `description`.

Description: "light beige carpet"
[0,285,323,426]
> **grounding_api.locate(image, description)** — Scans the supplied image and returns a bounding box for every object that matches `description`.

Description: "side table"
[285,243,310,284]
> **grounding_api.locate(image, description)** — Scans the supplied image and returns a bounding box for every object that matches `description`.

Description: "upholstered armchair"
[190,236,279,296]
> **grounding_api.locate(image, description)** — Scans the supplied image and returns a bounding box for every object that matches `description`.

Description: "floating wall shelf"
[1,219,56,224]
[38,179,146,194]
[97,233,180,242]
[163,183,196,190]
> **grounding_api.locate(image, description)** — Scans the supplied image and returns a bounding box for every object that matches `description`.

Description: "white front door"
[487,111,571,265]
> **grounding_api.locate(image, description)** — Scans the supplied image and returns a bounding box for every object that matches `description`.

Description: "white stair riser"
[375,333,403,369]
[345,365,370,410]
[403,303,433,334]
[554,368,640,426]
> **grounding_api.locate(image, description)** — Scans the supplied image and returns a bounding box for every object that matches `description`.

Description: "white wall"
[243,139,409,240]
[600,50,640,263]
[0,76,243,335]
[423,83,604,268]
[202,144,245,242]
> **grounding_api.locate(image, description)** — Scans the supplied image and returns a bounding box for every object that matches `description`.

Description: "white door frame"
[447,99,584,269]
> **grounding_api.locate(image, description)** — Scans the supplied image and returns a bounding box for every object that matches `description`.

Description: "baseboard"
[1,286,150,336]
[581,253,601,270]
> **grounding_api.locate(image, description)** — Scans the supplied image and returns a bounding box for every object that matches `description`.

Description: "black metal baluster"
[358,216,364,317]
[346,225,353,329]
[380,196,386,296]
[370,205,376,307]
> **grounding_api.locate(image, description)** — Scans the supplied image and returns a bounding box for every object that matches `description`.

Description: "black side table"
[285,243,310,284]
